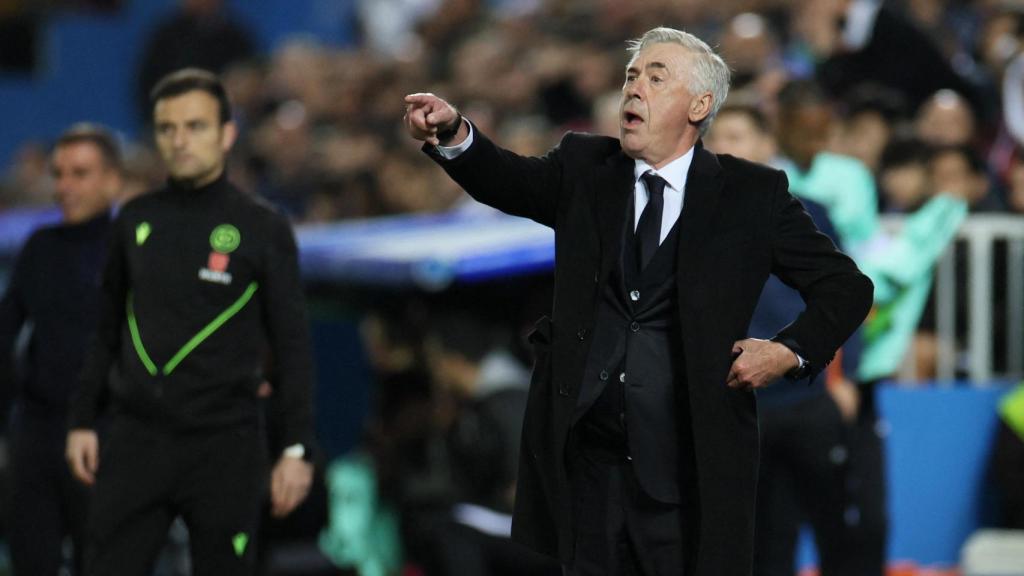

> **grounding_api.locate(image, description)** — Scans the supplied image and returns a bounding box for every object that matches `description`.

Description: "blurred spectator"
[915,89,979,148]
[705,100,776,164]
[250,99,317,218]
[717,12,787,107]
[796,0,978,116]
[877,136,933,213]
[929,143,1003,212]
[773,78,880,256]
[977,6,1024,82]
[136,0,256,121]
[835,84,908,173]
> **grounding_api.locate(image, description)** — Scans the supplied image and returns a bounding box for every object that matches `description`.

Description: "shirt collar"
[633,146,695,194]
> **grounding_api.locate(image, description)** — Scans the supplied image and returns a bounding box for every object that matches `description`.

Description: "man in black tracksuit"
[1,124,122,575]
[66,69,316,576]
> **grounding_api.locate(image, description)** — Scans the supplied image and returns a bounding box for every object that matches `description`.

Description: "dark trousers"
[84,415,268,576]
[754,392,887,576]
[8,404,90,576]
[565,443,685,576]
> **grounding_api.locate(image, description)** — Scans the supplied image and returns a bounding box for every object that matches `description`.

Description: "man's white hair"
[626,27,732,136]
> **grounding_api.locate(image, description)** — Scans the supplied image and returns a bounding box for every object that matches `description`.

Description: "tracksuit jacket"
[70,174,315,450]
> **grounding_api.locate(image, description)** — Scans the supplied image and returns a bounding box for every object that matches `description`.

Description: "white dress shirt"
[631,149,693,244]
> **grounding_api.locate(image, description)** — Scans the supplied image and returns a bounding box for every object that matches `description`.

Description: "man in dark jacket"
[0,124,121,576]
[404,26,873,576]
[65,68,316,576]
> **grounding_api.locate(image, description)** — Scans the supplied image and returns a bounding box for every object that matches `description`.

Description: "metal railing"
[883,214,1024,384]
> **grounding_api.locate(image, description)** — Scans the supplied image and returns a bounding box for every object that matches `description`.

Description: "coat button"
[619,372,626,383]
[593,272,599,283]
[630,290,640,301]
[630,321,640,332]
[599,370,609,381]
[577,328,588,341]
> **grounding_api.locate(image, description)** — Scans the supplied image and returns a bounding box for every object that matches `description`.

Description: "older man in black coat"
[404,27,873,576]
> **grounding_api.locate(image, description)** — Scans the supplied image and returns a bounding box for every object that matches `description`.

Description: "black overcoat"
[425,127,873,576]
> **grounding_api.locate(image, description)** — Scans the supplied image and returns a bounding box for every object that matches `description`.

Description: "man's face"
[619,42,710,168]
[153,90,235,186]
[51,142,119,224]
[705,111,772,164]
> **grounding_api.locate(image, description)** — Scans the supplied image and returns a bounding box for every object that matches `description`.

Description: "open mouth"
[623,111,644,127]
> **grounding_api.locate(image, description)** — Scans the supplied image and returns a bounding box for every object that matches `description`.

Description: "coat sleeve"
[260,214,316,453]
[423,122,568,229]
[767,171,874,381]
[70,215,128,430]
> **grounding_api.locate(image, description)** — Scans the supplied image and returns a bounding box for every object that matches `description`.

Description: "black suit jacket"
[425,127,873,576]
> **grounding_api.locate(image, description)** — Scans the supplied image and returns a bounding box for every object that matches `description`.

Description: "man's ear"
[689,93,713,124]
[221,120,238,152]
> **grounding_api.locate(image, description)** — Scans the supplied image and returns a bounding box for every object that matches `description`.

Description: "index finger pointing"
[404,93,436,104]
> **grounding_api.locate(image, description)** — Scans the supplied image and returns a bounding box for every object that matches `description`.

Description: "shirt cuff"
[435,120,474,159]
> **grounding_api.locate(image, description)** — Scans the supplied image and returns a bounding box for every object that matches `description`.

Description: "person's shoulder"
[231,185,284,219]
[715,152,784,180]
[119,186,171,216]
[558,131,622,161]
[227,185,295,235]
[18,223,59,256]
[814,152,871,177]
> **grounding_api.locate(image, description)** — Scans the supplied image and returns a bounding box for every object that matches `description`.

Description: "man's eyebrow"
[625,62,670,74]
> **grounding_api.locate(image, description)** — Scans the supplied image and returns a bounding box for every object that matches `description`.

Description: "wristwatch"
[786,354,811,380]
[436,113,463,145]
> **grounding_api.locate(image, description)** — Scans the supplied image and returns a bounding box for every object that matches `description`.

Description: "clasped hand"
[726,338,801,390]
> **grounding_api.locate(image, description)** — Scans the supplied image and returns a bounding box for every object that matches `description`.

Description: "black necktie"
[636,172,666,271]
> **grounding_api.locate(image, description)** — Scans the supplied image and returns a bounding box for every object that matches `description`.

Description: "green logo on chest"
[210,224,241,254]
[232,532,249,557]
[136,222,151,246]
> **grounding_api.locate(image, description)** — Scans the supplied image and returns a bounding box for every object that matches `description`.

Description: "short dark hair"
[880,136,930,172]
[55,123,122,171]
[149,68,232,124]
[777,78,829,112]
[716,102,770,134]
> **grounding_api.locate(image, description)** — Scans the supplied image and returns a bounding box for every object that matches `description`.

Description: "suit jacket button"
[577,328,588,341]
[630,290,640,302]
[599,370,609,381]
[593,272,599,283]
[630,321,640,332]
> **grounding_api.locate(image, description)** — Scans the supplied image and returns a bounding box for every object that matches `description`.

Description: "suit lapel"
[594,150,635,281]
[675,142,724,269]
